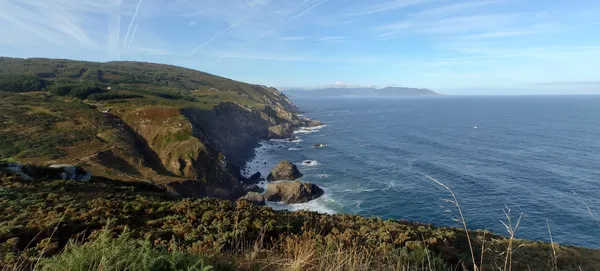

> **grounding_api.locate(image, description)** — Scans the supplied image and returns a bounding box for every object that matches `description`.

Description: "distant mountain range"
[283,87,440,97]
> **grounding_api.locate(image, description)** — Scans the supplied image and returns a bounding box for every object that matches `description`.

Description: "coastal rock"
[238,192,266,206]
[302,160,318,166]
[0,163,92,182]
[303,118,323,127]
[246,171,263,184]
[266,160,303,181]
[264,181,324,204]
[244,184,264,194]
[313,144,326,148]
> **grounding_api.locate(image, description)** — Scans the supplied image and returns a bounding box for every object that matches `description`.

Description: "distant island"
[284,86,440,97]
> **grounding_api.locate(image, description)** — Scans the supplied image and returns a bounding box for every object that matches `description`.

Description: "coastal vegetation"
[1,175,600,270]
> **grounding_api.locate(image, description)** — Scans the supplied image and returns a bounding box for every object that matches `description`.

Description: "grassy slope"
[1,176,599,270]
[0,58,298,193]
[0,57,283,162]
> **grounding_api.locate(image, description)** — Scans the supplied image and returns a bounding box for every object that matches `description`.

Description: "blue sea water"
[245,95,600,248]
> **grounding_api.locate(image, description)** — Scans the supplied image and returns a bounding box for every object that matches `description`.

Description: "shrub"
[49,82,105,99]
[0,75,47,92]
[39,229,214,271]
[87,92,143,101]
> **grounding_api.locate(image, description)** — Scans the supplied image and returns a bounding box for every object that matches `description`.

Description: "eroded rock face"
[266,161,303,182]
[264,181,324,204]
[239,192,266,205]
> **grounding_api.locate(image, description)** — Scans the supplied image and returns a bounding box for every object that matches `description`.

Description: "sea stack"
[264,181,324,204]
[266,160,303,181]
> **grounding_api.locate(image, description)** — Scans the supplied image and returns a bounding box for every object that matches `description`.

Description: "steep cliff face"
[0,57,311,199]
[181,102,303,166]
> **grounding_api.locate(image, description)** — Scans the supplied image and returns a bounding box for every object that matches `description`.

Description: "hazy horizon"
[1,0,599,95]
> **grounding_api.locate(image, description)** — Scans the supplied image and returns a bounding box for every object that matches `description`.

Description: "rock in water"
[266,160,303,181]
[244,184,264,194]
[313,144,326,148]
[239,192,266,205]
[246,171,263,184]
[264,181,324,204]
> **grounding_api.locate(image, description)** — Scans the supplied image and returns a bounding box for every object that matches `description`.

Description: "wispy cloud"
[315,36,345,42]
[136,47,174,55]
[1,0,599,92]
[212,0,330,64]
[214,50,383,64]
[533,81,600,86]
[349,0,440,16]
[281,36,310,41]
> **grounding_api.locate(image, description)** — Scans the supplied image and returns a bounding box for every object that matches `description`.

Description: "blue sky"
[1,0,600,94]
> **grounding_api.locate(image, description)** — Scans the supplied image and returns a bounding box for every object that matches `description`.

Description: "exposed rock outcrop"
[264,181,324,204]
[0,163,91,181]
[266,161,303,181]
[238,192,266,205]
[244,184,264,194]
[245,171,263,184]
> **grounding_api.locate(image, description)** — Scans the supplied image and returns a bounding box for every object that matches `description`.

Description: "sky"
[1,0,599,95]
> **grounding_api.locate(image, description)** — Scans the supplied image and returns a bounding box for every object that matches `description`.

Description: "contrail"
[189,23,238,56]
[213,0,329,64]
[128,23,138,47]
[284,0,328,24]
[123,0,143,49]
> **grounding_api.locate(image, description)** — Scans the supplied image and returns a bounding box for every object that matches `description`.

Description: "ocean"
[244,95,600,248]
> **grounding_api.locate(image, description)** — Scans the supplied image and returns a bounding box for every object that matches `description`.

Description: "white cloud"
[189,20,198,26]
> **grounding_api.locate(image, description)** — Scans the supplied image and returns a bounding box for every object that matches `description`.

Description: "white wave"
[318,174,329,178]
[342,187,380,193]
[301,160,319,166]
[293,125,327,134]
[242,140,278,178]
[290,139,303,143]
[288,147,302,151]
[266,194,337,214]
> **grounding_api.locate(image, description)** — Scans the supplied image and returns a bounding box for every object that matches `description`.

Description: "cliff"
[0,57,312,199]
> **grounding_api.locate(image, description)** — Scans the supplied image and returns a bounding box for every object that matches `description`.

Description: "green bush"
[0,75,46,92]
[49,82,104,99]
[40,229,213,271]
[87,92,143,101]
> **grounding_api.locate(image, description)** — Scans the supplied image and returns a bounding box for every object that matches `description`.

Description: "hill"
[0,57,313,199]
[284,86,440,98]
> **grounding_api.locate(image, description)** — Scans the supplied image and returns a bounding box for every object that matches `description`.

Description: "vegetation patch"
[0,177,598,270]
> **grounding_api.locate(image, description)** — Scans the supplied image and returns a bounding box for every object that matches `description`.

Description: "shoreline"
[241,122,336,214]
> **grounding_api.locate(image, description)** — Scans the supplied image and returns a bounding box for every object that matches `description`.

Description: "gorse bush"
[0,75,47,92]
[49,82,104,99]
[86,92,143,100]
[1,176,599,270]
[39,229,214,271]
